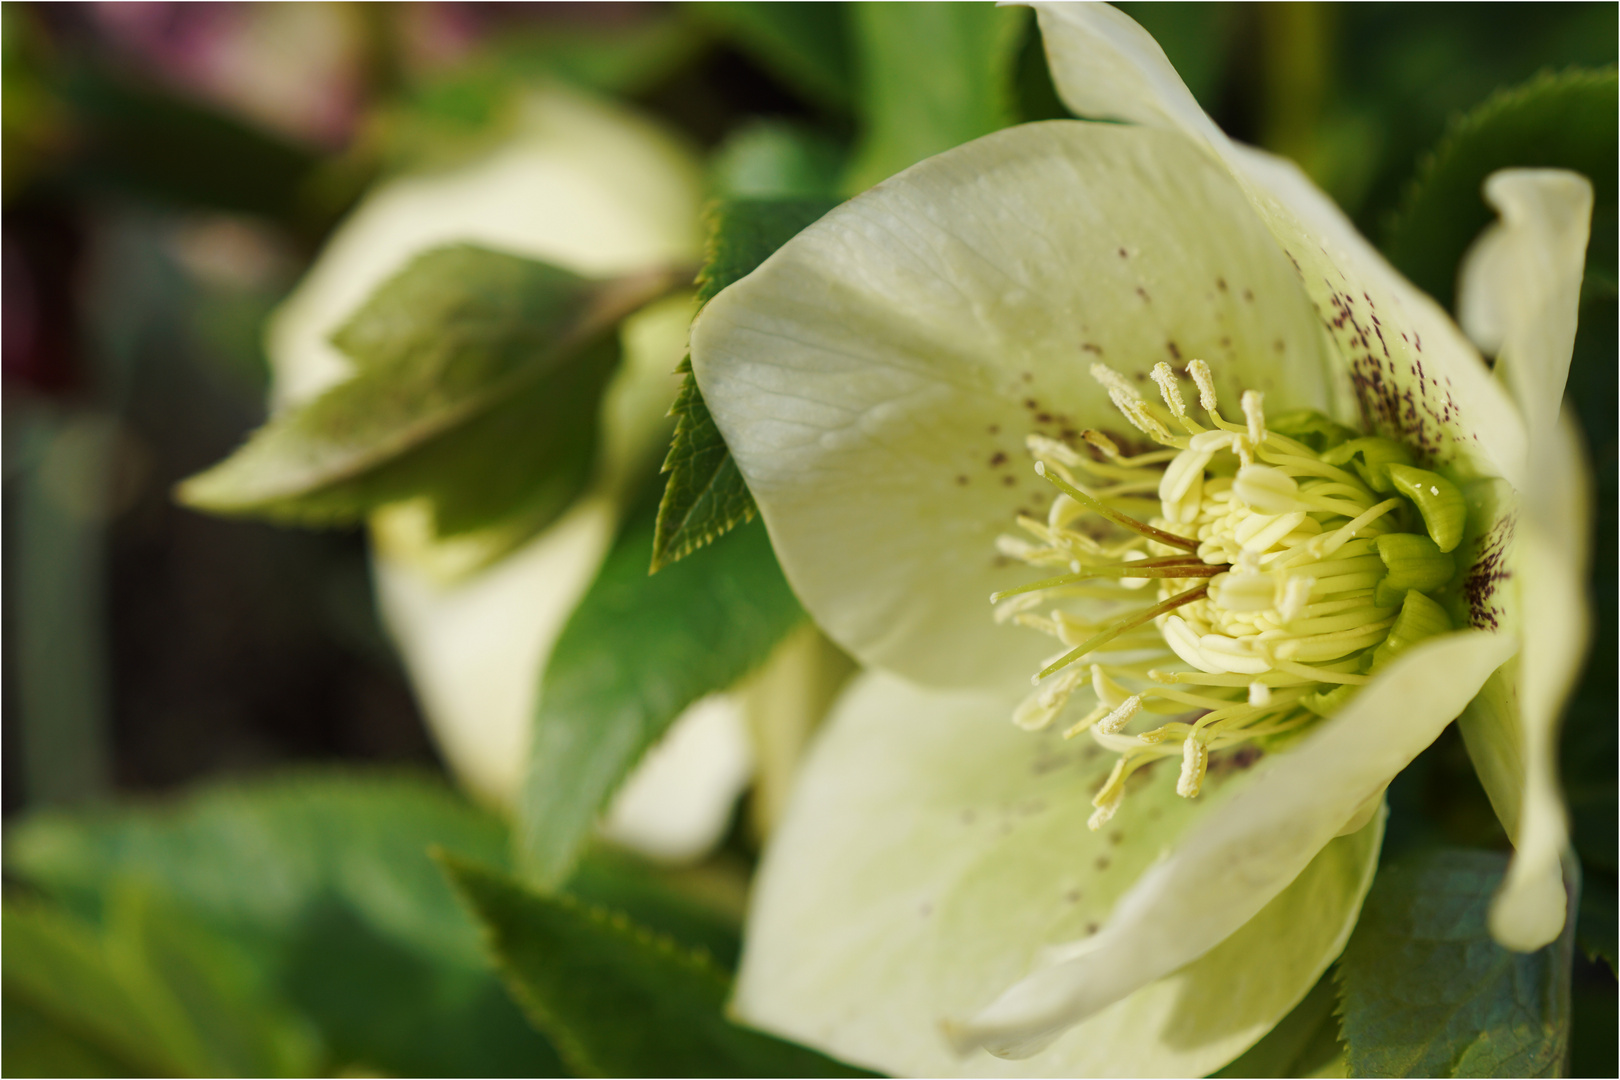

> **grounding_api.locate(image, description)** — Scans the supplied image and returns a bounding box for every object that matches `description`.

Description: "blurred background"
[3,5,1615,1065]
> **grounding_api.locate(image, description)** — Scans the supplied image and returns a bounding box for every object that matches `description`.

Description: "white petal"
[1452,170,1593,949]
[693,121,1338,689]
[1458,170,1593,465]
[952,628,1515,1059]
[1487,409,1590,950]
[1030,1,1527,487]
[374,496,617,808]
[732,671,1382,1077]
[600,694,755,862]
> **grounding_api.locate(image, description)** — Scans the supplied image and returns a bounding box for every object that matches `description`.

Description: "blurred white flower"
[268,84,754,863]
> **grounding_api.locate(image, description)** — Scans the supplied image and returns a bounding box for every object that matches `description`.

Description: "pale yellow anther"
[1091,663,1132,708]
[1150,362,1188,418]
[993,360,1442,825]
[1089,362,1140,400]
[1233,464,1302,513]
[1096,695,1142,734]
[1187,359,1219,411]
[1111,392,1176,443]
[1277,576,1315,623]
[1087,759,1128,830]
[1241,390,1267,446]
[1176,735,1209,797]
[1026,433,1083,467]
[1081,430,1121,459]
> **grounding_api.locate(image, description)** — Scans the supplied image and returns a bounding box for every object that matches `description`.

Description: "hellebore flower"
[269,84,754,862]
[687,4,1592,1075]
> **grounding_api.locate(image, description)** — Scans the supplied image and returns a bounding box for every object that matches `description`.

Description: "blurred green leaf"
[690,2,855,111]
[521,500,803,887]
[1577,875,1617,975]
[4,886,320,1079]
[2,997,136,1078]
[843,2,1028,192]
[1384,66,1618,313]
[711,120,846,199]
[653,197,839,569]
[6,773,563,1077]
[59,67,319,223]
[179,245,671,546]
[441,856,875,1077]
[3,900,182,1077]
[1339,849,1572,1078]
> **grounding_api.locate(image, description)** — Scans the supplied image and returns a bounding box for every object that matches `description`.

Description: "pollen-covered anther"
[1176,735,1209,798]
[1095,695,1142,735]
[1187,359,1219,412]
[1241,389,1267,446]
[990,360,1463,825]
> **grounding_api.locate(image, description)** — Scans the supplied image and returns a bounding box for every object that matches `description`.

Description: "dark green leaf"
[689,3,855,111]
[521,502,803,886]
[3,997,137,1078]
[652,197,840,568]
[1213,973,1343,1078]
[6,772,563,1077]
[178,246,671,552]
[843,2,1029,191]
[1576,875,1616,975]
[440,856,875,1078]
[1384,67,1618,313]
[60,67,319,223]
[1339,848,1573,1078]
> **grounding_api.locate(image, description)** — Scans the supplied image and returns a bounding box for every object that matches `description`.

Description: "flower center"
[992,360,1466,828]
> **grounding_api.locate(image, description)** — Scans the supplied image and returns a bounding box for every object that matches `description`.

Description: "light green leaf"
[1339,848,1573,1078]
[711,120,846,199]
[689,2,855,111]
[652,197,840,570]
[843,2,1028,192]
[439,855,874,1078]
[179,245,672,539]
[1384,67,1618,314]
[520,502,803,887]
[6,772,562,1077]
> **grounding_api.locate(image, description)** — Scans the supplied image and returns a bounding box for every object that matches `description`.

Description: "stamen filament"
[1035,585,1209,681]
[1033,462,1198,551]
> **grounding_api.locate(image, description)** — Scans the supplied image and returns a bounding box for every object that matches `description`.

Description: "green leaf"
[440,855,875,1077]
[3,900,184,1077]
[652,197,840,569]
[842,2,1029,192]
[521,500,803,887]
[178,245,671,544]
[1384,66,1619,313]
[711,120,846,199]
[6,772,563,1077]
[1339,848,1573,1078]
[3,997,137,1078]
[689,3,855,111]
